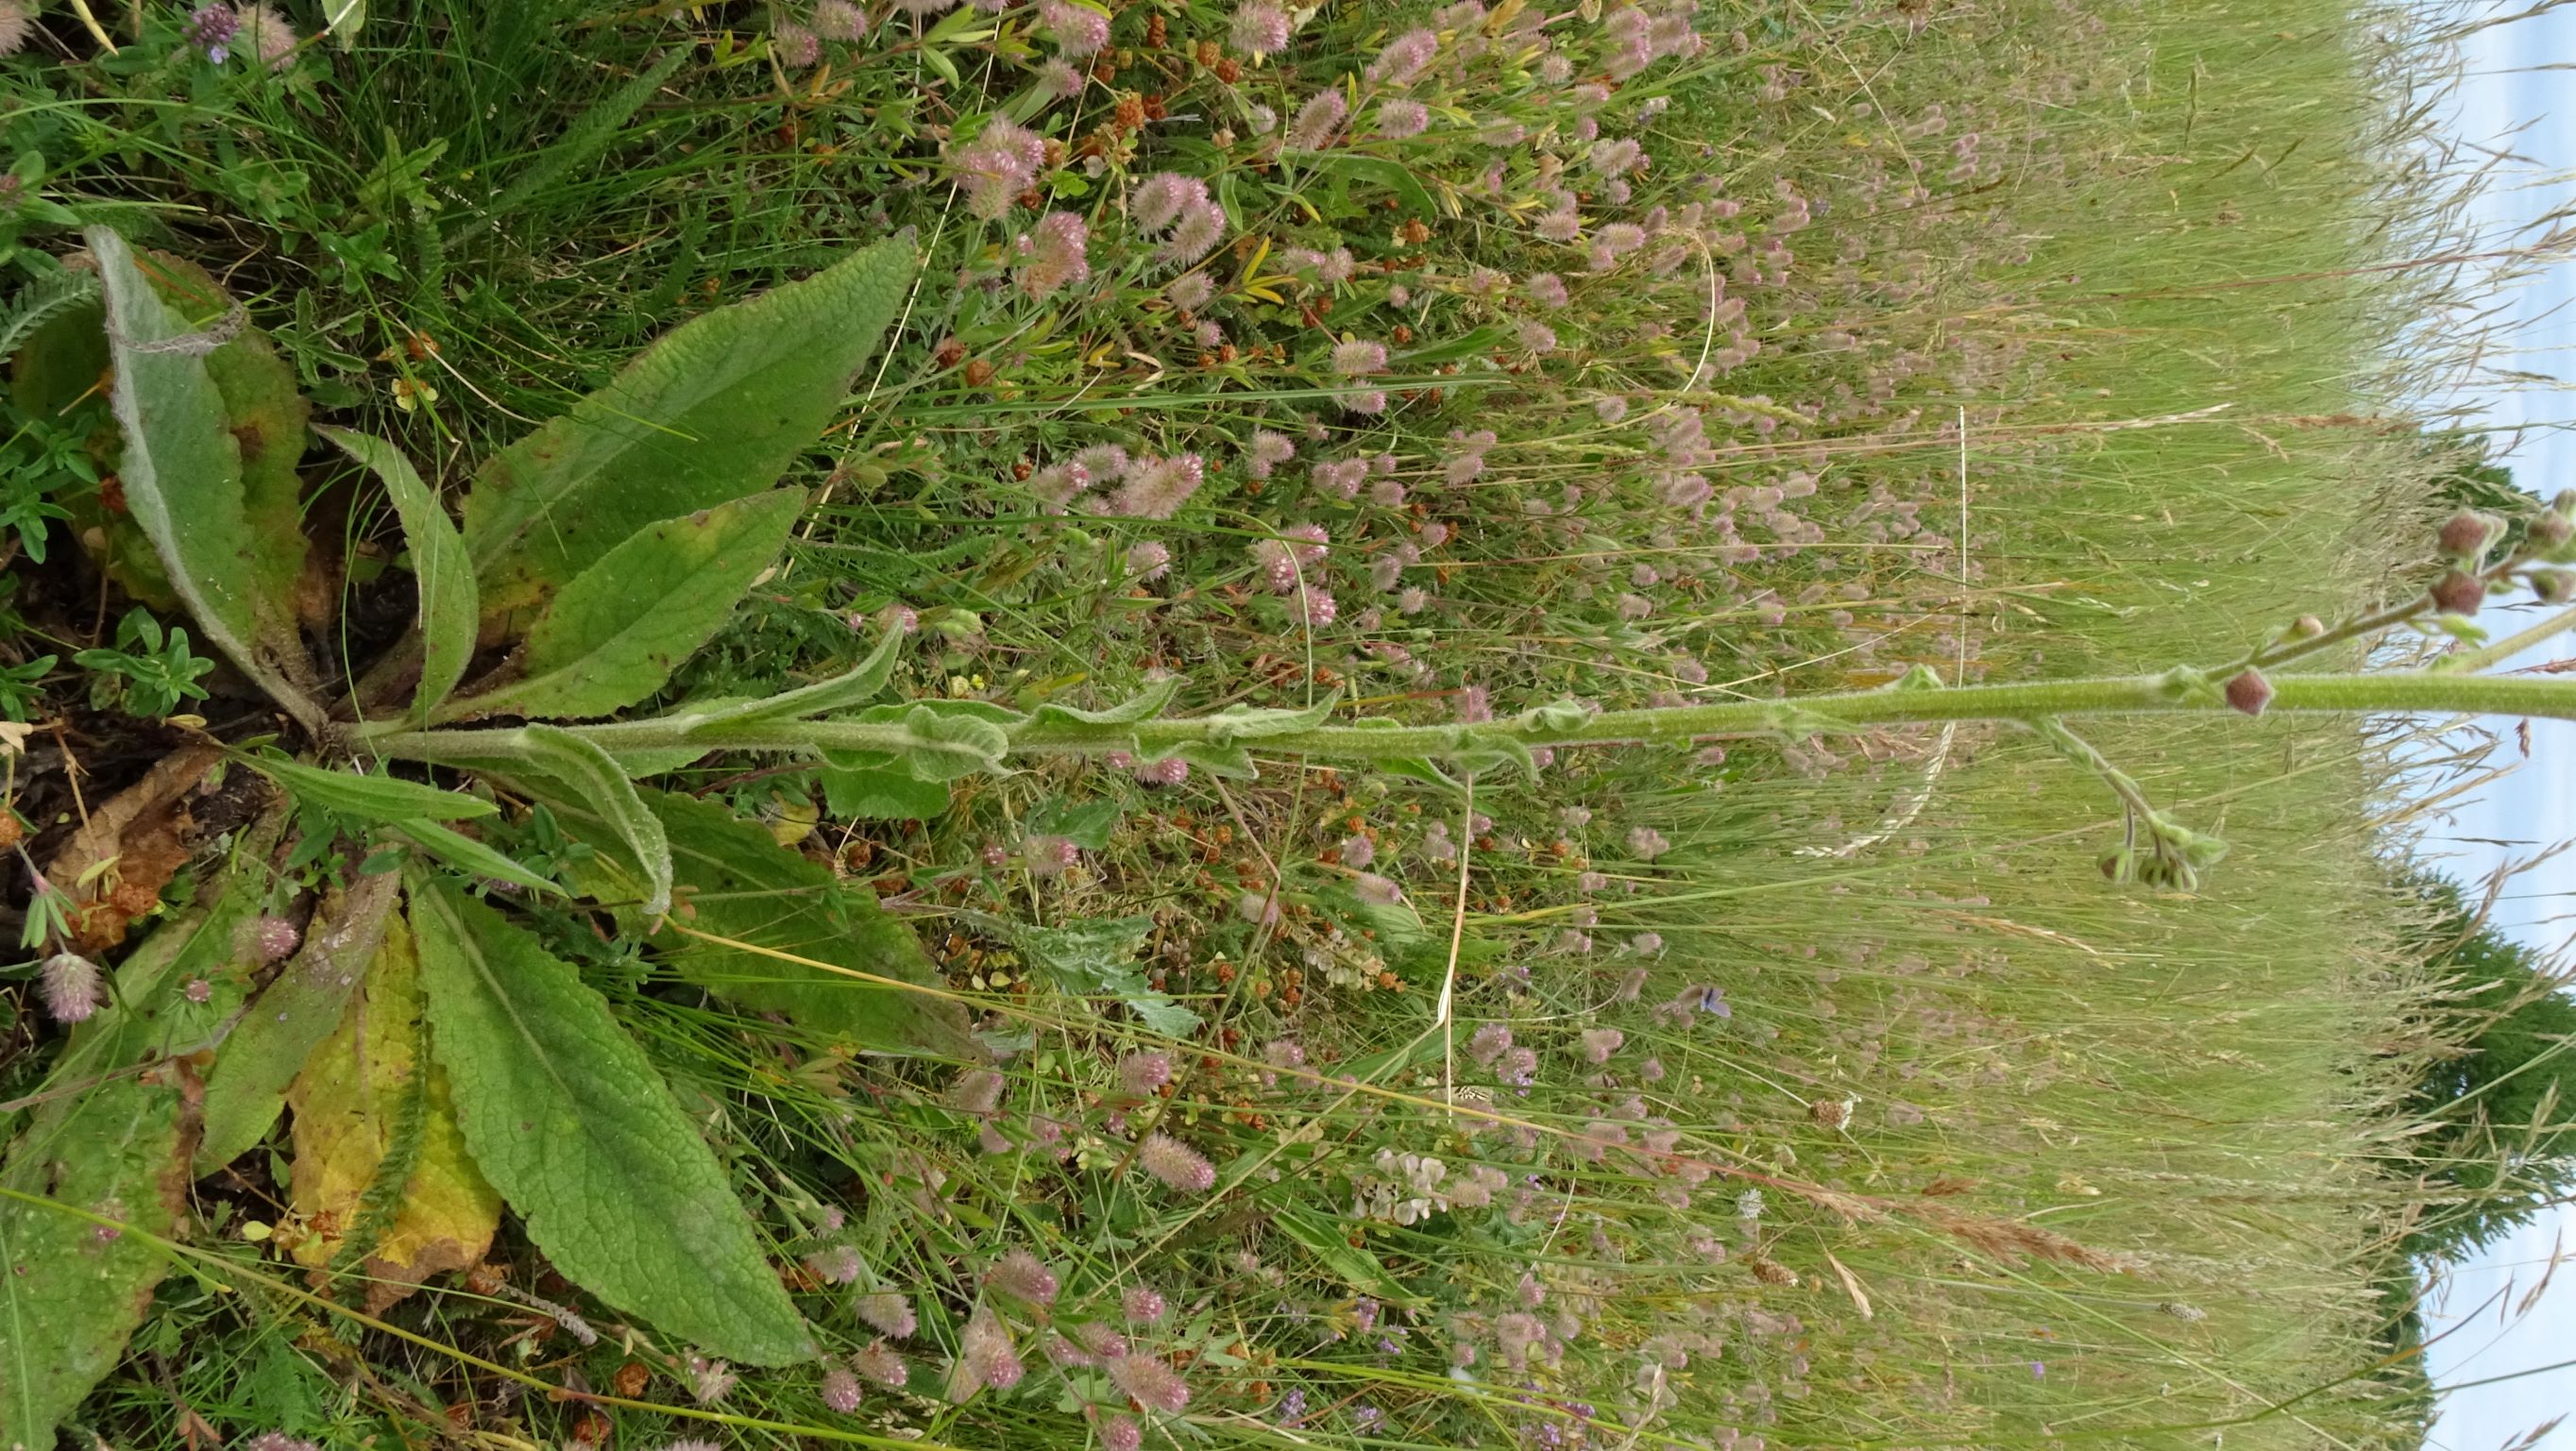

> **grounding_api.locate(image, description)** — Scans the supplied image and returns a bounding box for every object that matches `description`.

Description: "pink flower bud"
[2223,669,2272,717]
[2431,569,2485,616]
[2437,511,2498,560]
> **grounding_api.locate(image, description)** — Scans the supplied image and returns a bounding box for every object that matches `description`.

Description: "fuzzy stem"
[363,668,2576,774]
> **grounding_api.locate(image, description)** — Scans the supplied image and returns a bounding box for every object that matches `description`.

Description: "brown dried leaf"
[42,744,222,953]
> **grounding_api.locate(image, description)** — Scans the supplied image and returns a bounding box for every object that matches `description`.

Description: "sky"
[2418,4,2576,1449]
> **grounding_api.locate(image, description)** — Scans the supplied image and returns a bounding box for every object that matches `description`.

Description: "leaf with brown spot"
[285,908,500,1311]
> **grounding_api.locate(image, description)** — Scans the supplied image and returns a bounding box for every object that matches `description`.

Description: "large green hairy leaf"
[461,236,914,626]
[559,788,973,1057]
[0,841,269,1449]
[407,879,812,1364]
[451,489,803,723]
[85,228,323,729]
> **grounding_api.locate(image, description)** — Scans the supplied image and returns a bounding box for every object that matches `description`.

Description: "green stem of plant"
[363,667,2576,773]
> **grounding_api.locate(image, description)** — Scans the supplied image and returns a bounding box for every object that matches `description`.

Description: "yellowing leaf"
[285,911,500,1312]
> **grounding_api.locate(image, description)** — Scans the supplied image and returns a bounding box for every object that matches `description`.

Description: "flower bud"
[2291,615,2326,638]
[2431,569,2485,617]
[2438,511,2499,560]
[2537,569,2576,605]
[2533,511,2576,561]
[2223,668,2272,717]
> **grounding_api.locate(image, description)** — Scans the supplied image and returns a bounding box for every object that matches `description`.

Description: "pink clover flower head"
[1118,1050,1174,1097]
[805,1244,863,1284]
[1075,443,1134,481]
[1246,428,1297,480]
[858,1291,919,1338]
[853,1341,912,1386]
[1126,540,1173,582]
[1284,90,1348,151]
[1133,172,1212,233]
[988,1248,1060,1306]
[1591,136,1644,175]
[1331,339,1389,377]
[1039,0,1110,56]
[1110,453,1208,519]
[1108,1353,1193,1413]
[1229,2,1293,56]
[773,21,822,67]
[1038,58,1086,98]
[1311,457,1367,499]
[813,0,867,41]
[1139,1133,1218,1192]
[254,914,302,963]
[953,116,1047,219]
[1028,461,1094,513]
[234,3,299,69]
[822,1366,864,1412]
[1365,27,1438,85]
[42,953,104,1024]
[958,1307,1025,1395]
[1017,211,1091,298]
[1290,582,1337,628]
[686,1356,737,1405]
[1627,826,1672,860]
[1158,199,1229,265]
[1378,99,1430,139]
[1123,1285,1169,1323]
[1020,834,1079,876]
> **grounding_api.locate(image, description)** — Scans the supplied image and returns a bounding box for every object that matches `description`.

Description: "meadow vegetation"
[0,2,2562,1450]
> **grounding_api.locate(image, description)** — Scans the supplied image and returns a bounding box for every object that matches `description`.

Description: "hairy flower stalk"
[364,666,2576,773]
